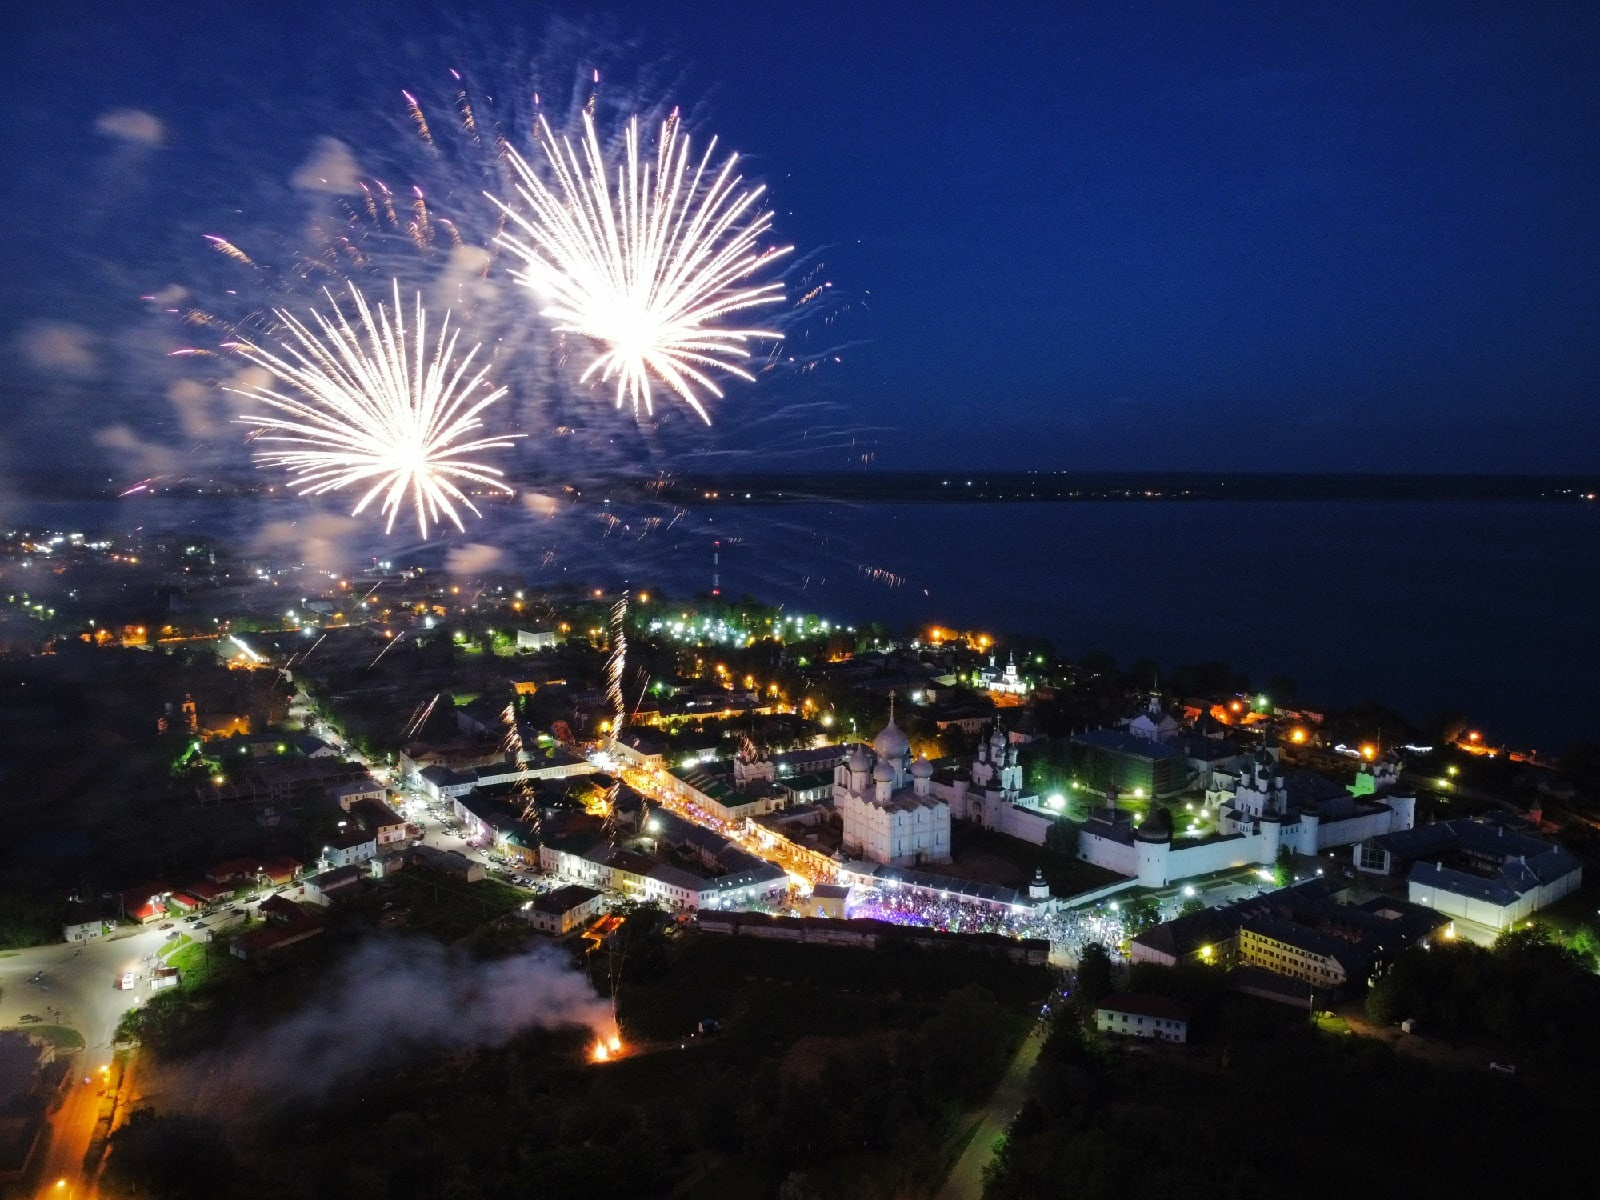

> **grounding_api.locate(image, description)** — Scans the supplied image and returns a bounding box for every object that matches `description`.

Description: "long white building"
[1078,754,1416,888]
[1356,816,1582,930]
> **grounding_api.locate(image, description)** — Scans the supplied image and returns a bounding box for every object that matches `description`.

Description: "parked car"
[229,907,246,916]
[158,922,175,930]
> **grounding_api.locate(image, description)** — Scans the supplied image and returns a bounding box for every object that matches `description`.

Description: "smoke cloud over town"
[239,938,611,1095]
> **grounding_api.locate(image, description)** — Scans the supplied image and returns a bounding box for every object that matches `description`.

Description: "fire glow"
[590,1032,624,1063]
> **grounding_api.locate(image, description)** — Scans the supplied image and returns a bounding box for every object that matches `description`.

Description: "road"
[0,924,173,1198]
[935,1022,1046,1200]
[610,759,827,891]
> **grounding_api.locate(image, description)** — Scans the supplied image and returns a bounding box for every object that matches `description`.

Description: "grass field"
[25,1023,85,1050]
[164,938,245,989]
[390,871,529,940]
[950,823,1125,896]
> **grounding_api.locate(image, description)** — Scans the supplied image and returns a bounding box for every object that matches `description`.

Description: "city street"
[611,759,825,891]
[0,923,167,1198]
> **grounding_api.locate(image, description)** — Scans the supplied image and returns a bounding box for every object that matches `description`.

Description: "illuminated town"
[1,521,1596,1197]
[4,4,1599,1196]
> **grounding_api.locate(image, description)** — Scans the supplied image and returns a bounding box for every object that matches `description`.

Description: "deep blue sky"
[2,1,1597,475]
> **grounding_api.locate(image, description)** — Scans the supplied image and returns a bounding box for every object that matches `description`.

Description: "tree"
[1178,898,1206,919]
[1078,649,1117,679]
[1077,942,1114,1009]
[1044,817,1077,858]
[916,984,1016,1105]
[103,1110,234,1200]
[1265,674,1298,703]
[1120,895,1162,938]
[1565,925,1600,971]
[1272,848,1294,889]
[778,1172,822,1200]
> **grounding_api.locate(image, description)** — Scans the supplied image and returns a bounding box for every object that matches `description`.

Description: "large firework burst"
[229,282,522,537]
[491,110,790,423]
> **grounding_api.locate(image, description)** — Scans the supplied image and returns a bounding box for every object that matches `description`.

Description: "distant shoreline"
[619,472,1600,505]
[16,471,1597,506]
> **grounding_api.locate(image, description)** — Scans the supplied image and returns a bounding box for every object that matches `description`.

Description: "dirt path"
[934,1024,1045,1200]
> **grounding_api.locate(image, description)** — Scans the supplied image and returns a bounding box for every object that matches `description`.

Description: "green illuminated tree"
[1273,848,1294,889]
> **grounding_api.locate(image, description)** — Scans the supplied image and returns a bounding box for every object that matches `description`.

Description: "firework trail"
[604,592,629,742]
[287,632,329,669]
[410,187,433,250]
[491,109,791,423]
[228,281,523,538]
[205,235,256,268]
[403,692,442,743]
[403,90,436,152]
[368,629,406,670]
[501,701,524,762]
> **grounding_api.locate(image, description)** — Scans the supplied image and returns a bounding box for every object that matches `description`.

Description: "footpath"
[935,1023,1045,1200]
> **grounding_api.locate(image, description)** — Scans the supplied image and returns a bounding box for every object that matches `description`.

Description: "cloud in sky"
[15,321,101,379]
[291,136,362,194]
[93,107,165,146]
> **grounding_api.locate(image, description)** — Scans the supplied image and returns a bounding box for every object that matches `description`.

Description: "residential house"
[520,884,605,935]
[321,825,378,869]
[1096,994,1191,1043]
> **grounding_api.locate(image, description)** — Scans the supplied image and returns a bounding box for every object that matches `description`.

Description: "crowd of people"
[845,885,1130,963]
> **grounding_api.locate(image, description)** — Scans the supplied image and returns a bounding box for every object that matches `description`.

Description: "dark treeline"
[984,931,1599,1200]
[1367,925,1600,1063]
[111,914,1049,1200]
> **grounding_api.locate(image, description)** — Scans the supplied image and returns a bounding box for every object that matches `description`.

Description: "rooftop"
[1072,728,1187,761]
[532,884,602,914]
[1097,993,1192,1023]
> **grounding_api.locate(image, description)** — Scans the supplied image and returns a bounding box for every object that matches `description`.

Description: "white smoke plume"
[93,423,182,475]
[144,283,189,306]
[291,136,363,194]
[243,939,611,1096]
[15,320,101,378]
[445,542,503,574]
[250,511,366,574]
[94,107,166,146]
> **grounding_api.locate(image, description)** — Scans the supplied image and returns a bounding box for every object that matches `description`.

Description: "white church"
[928,725,1054,844]
[834,706,952,866]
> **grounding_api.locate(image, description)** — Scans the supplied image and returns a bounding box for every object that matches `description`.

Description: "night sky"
[2,1,1597,477]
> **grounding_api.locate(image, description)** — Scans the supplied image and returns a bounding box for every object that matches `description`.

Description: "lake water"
[6,492,1596,751]
[667,498,1600,753]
